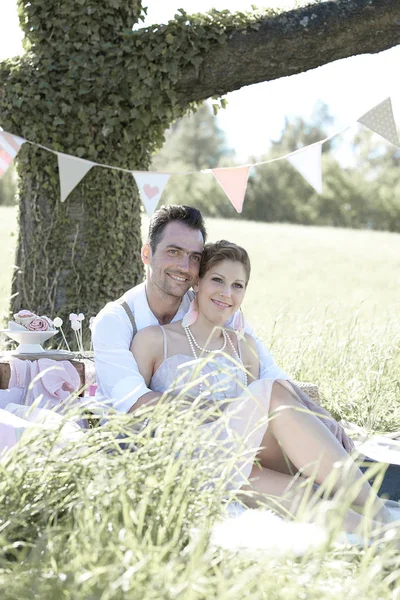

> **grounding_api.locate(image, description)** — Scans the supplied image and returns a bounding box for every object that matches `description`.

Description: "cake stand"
[0,329,58,354]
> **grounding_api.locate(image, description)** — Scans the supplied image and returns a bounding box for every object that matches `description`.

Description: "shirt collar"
[125,281,192,329]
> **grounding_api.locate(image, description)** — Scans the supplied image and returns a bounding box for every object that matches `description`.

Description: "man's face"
[142,221,204,298]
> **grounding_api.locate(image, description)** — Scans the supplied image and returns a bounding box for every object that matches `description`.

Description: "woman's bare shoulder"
[131,325,163,348]
[161,320,186,339]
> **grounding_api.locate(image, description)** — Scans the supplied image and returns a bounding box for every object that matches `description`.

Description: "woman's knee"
[270,382,300,413]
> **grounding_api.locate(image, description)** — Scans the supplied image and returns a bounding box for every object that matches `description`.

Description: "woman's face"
[194,259,247,326]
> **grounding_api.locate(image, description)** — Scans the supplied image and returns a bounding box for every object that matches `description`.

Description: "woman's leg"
[259,382,389,519]
[241,462,383,533]
[256,429,295,476]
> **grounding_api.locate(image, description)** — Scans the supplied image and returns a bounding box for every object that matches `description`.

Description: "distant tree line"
[152,101,400,232]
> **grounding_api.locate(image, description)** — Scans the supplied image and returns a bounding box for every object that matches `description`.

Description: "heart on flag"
[144,184,160,200]
[132,172,171,216]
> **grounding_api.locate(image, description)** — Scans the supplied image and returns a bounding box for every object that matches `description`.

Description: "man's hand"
[290,382,355,453]
[128,391,162,413]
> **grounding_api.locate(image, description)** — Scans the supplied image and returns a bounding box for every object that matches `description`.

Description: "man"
[92,204,352,449]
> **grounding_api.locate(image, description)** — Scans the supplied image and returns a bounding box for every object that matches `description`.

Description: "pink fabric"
[0,359,83,457]
[182,299,198,327]
[0,388,25,410]
[0,408,33,455]
[0,403,83,457]
[7,358,81,410]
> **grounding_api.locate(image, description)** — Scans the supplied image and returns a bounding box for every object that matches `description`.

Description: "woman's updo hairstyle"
[199,240,251,285]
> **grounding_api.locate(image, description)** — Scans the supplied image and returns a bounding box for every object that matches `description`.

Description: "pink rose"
[26,317,50,331]
[14,310,36,319]
[14,310,38,328]
[39,315,54,329]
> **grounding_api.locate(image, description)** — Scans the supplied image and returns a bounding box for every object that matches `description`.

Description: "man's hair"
[148,205,207,253]
[199,240,251,285]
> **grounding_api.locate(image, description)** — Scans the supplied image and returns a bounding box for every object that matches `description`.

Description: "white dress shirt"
[92,281,288,412]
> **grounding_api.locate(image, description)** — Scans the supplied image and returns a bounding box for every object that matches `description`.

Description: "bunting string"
[0,97,399,214]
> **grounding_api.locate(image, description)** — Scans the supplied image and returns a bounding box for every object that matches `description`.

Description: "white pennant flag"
[0,131,26,177]
[57,153,95,202]
[286,143,322,194]
[132,172,171,216]
[358,97,400,147]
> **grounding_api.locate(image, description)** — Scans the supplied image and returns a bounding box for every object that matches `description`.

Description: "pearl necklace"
[183,326,248,395]
[185,325,227,355]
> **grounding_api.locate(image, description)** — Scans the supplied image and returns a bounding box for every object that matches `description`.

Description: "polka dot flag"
[358,97,400,148]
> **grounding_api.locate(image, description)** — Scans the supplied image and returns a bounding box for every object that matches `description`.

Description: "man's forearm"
[128,391,162,413]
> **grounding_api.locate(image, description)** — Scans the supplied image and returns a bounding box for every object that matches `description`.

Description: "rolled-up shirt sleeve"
[92,305,151,412]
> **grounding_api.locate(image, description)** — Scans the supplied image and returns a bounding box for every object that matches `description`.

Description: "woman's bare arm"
[130,326,163,387]
[239,332,260,382]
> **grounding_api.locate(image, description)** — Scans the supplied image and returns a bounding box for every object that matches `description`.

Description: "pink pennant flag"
[132,172,171,216]
[286,143,323,194]
[57,153,95,202]
[212,166,250,213]
[358,97,400,147]
[0,131,25,177]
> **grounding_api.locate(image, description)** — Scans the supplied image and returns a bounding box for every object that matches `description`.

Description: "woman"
[131,240,392,531]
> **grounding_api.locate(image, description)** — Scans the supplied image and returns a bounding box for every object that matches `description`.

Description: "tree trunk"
[11,144,143,320]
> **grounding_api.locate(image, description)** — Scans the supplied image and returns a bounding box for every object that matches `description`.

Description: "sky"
[1,0,399,162]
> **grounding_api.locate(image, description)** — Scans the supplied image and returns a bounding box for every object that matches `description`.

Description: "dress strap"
[159,325,168,360]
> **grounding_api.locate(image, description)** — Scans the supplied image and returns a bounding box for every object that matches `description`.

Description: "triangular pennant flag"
[0,131,26,177]
[286,143,323,194]
[358,97,400,147]
[57,153,95,202]
[212,166,250,213]
[132,172,171,216]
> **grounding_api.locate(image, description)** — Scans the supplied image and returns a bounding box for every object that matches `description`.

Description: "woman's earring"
[182,296,199,328]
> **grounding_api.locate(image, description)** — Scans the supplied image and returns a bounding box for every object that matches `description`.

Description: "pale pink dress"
[150,326,292,489]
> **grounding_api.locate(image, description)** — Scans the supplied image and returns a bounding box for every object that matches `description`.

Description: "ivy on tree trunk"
[0,0,398,319]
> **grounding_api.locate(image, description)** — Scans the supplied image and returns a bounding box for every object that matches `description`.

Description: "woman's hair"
[199,240,251,284]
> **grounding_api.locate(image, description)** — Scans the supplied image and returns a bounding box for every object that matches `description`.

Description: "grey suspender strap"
[117,290,193,341]
[116,298,138,339]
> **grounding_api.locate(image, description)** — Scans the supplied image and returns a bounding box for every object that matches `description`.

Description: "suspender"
[116,298,138,340]
[117,290,194,341]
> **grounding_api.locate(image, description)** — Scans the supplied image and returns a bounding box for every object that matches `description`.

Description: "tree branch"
[175,0,400,103]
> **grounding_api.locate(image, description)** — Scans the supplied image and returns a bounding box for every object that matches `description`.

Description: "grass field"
[1,206,400,598]
[2,206,400,429]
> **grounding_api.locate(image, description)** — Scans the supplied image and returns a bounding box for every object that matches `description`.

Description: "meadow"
[1,205,400,598]
[2,206,400,429]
